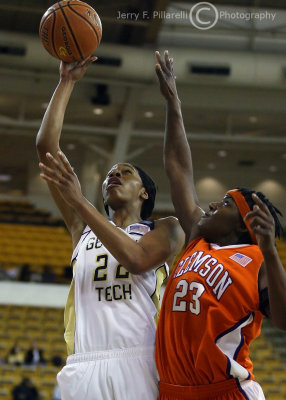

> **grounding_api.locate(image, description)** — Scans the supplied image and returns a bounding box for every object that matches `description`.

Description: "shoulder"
[71,225,90,258]
[153,216,184,236]
[239,244,264,264]
[258,261,267,290]
[154,216,185,246]
[152,217,185,268]
[154,215,181,228]
[70,220,86,250]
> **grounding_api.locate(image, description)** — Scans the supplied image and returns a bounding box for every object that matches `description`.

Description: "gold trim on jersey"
[64,259,76,356]
[152,264,168,326]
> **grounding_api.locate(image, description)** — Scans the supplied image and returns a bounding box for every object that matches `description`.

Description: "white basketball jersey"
[64,220,168,355]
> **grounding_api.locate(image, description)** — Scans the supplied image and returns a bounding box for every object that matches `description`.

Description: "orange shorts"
[159,379,250,400]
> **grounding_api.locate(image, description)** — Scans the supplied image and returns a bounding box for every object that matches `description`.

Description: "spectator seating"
[251,318,286,399]
[0,304,65,400]
[0,223,72,282]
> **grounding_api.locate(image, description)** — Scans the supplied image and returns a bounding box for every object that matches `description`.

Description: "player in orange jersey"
[154,50,286,400]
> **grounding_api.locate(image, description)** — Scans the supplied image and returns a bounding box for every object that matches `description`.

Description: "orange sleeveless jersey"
[156,237,264,386]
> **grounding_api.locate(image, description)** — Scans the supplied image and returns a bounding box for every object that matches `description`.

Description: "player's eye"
[124,169,132,174]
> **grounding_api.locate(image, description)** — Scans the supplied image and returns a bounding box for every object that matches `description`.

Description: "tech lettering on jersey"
[79,222,155,303]
[173,250,233,301]
[95,284,132,301]
[84,236,134,302]
[92,252,132,302]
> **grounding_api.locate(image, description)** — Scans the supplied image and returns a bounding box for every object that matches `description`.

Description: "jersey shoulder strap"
[139,220,154,230]
[127,220,154,236]
[71,225,91,265]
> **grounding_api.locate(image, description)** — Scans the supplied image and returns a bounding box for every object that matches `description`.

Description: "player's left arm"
[245,193,286,331]
[39,151,185,274]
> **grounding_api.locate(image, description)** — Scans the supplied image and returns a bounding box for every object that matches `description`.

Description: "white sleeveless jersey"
[64,220,169,355]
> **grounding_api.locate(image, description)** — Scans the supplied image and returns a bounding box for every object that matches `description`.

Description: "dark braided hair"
[237,187,283,242]
[133,165,156,220]
[104,165,156,220]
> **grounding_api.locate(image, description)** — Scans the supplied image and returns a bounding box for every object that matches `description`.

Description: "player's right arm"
[155,50,203,243]
[36,58,95,248]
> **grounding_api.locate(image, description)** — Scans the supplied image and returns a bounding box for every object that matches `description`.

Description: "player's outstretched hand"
[60,55,98,82]
[155,50,179,102]
[244,193,276,253]
[39,151,84,208]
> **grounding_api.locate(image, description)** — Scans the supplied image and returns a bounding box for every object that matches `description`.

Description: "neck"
[206,233,241,247]
[109,208,142,229]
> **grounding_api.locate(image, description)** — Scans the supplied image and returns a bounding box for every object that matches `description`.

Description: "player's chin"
[198,214,211,227]
[105,191,125,207]
[197,217,214,236]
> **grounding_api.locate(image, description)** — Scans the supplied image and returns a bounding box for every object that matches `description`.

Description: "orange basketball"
[39,0,102,62]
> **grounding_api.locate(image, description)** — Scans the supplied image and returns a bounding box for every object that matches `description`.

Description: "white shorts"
[240,380,266,400]
[57,346,158,400]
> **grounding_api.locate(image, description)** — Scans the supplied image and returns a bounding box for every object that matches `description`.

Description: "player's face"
[102,163,145,209]
[198,194,243,243]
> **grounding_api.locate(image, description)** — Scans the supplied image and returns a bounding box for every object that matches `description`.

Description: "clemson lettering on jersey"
[156,237,264,386]
[173,250,233,301]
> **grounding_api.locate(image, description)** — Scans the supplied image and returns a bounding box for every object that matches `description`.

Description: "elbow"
[164,156,180,176]
[123,258,146,275]
[36,134,49,151]
[127,268,142,275]
[164,153,189,174]
[36,136,46,155]
[119,242,164,275]
[36,135,59,159]
[121,250,152,275]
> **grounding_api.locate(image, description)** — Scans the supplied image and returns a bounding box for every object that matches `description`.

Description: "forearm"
[164,98,193,174]
[36,78,75,156]
[164,98,199,210]
[263,247,286,330]
[73,197,149,273]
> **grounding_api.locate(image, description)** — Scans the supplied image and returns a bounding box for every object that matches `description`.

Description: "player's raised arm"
[36,57,95,247]
[245,194,286,331]
[39,151,184,274]
[155,50,203,242]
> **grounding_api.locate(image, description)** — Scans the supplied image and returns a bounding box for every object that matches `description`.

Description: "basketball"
[39,0,102,62]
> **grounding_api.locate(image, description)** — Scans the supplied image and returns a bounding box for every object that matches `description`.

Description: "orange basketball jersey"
[156,237,264,386]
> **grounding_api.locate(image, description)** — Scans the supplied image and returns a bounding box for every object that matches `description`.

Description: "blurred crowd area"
[0,198,73,285]
[0,304,65,400]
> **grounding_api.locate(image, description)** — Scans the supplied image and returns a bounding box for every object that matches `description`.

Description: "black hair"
[237,187,283,242]
[104,165,156,220]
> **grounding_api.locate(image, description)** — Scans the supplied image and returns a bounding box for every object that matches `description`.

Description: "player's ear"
[140,187,149,201]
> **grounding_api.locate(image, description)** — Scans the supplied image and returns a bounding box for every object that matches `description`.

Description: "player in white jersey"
[36,57,184,400]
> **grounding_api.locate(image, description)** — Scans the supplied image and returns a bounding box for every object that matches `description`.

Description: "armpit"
[259,286,270,317]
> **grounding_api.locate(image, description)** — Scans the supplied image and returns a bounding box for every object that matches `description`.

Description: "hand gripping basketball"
[39,0,102,62]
